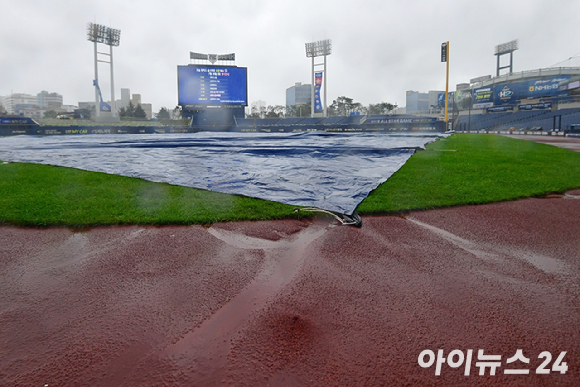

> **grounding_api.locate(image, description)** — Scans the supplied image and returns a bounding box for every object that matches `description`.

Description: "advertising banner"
[93,79,112,111]
[314,72,323,112]
[526,76,570,98]
[518,102,552,110]
[494,83,521,106]
[493,76,571,106]
[473,87,494,109]
[487,106,514,112]
[0,117,36,126]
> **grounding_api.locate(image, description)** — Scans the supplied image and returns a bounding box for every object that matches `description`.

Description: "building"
[405,90,445,114]
[1,91,66,117]
[37,91,63,109]
[393,106,406,114]
[286,83,312,107]
[112,89,153,119]
[119,88,130,109]
[428,91,444,109]
[78,102,96,111]
[131,94,141,106]
[140,103,152,119]
[405,90,429,114]
[2,93,38,114]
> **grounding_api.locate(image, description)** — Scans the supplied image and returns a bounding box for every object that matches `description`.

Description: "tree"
[247,105,267,119]
[156,107,170,120]
[367,102,397,115]
[352,102,365,114]
[329,96,356,116]
[44,110,58,119]
[172,105,182,119]
[134,104,147,119]
[126,101,136,117]
[286,103,310,117]
[264,105,285,118]
[118,107,127,117]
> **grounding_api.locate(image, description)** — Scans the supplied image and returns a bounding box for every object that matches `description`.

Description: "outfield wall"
[0,116,446,136]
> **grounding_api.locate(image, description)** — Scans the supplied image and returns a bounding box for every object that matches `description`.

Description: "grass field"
[1,134,579,227]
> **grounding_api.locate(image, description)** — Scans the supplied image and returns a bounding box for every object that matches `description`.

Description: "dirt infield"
[501,134,580,152]
[1,191,579,386]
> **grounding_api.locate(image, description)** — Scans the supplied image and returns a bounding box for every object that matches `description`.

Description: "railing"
[476,67,580,88]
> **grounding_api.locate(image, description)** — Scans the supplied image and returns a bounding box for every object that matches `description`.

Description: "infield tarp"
[0,132,448,215]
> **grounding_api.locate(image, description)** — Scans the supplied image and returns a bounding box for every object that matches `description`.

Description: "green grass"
[357,134,580,214]
[0,163,300,227]
[1,134,579,227]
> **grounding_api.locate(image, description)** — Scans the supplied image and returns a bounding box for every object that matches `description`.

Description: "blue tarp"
[0,132,448,214]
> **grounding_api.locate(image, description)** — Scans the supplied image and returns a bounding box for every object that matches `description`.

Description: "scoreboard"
[178,65,247,106]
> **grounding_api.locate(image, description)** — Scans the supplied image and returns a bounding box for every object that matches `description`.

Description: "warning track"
[1,191,579,386]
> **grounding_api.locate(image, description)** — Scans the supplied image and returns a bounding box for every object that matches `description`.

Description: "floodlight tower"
[305,39,332,117]
[87,23,121,119]
[495,39,518,76]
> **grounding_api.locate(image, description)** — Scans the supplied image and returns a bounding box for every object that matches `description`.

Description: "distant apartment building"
[2,93,38,114]
[119,88,131,109]
[286,83,311,107]
[406,90,444,114]
[131,93,141,106]
[37,91,63,109]
[405,91,429,114]
[140,103,152,119]
[113,90,152,119]
[1,91,64,116]
[78,102,96,111]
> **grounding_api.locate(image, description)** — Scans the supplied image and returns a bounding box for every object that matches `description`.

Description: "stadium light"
[87,23,121,47]
[495,39,518,76]
[87,23,121,120]
[495,39,518,55]
[305,39,332,58]
[305,39,332,117]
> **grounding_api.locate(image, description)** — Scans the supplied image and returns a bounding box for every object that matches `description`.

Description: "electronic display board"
[178,65,247,106]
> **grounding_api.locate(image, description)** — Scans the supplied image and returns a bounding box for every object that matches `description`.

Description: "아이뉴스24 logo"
[418,349,567,376]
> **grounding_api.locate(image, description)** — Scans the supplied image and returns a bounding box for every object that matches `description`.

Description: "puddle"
[407,217,567,275]
[406,217,500,262]
[207,227,289,250]
[511,250,566,274]
[160,223,329,383]
[539,194,564,199]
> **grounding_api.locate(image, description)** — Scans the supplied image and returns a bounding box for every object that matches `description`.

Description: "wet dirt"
[501,134,580,152]
[0,197,579,386]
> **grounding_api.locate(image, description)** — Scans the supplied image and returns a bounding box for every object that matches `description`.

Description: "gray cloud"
[2,0,579,111]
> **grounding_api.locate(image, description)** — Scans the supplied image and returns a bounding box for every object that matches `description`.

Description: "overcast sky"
[2,0,580,112]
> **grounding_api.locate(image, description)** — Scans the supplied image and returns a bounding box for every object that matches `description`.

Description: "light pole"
[441,42,450,128]
[495,39,518,76]
[87,23,121,120]
[468,93,472,132]
[305,39,332,117]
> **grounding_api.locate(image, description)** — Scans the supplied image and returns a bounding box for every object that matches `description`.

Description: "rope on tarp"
[294,207,362,227]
